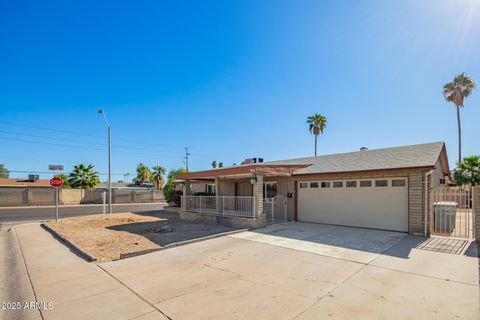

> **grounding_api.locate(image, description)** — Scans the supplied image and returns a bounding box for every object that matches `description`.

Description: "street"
[0,202,166,223]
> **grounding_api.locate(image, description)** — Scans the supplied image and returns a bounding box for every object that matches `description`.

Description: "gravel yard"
[46,211,239,262]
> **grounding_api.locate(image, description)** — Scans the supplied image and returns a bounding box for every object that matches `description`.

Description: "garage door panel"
[298,182,408,232]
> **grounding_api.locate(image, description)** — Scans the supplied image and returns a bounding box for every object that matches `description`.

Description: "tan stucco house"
[177,142,450,235]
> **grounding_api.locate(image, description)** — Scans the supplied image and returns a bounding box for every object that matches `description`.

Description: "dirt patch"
[47,211,238,262]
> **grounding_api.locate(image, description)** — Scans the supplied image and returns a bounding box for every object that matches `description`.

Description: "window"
[321,182,331,188]
[346,181,357,188]
[299,182,308,188]
[375,180,388,187]
[360,180,372,187]
[263,182,277,198]
[310,182,319,188]
[392,179,406,187]
[205,184,216,194]
[333,181,343,188]
[439,178,446,185]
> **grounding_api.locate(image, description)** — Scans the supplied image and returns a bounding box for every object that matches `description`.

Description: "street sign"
[49,177,64,188]
[48,165,64,171]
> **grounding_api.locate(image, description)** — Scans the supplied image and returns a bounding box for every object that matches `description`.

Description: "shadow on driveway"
[107,211,240,247]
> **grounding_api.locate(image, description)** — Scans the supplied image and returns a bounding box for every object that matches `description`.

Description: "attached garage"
[298,178,408,232]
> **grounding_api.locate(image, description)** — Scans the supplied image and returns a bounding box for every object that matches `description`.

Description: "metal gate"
[264,195,288,225]
[431,187,473,239]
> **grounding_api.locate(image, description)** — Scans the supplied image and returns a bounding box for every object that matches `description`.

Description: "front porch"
[177,164,302,228]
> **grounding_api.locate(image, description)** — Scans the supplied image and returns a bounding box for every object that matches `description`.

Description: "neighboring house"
[0,178,52,188]
[177,142,450,235]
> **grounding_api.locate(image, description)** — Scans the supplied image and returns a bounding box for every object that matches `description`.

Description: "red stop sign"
[50,176,64,188]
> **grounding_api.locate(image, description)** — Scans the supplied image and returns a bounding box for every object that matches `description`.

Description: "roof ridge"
[264,141,444,164]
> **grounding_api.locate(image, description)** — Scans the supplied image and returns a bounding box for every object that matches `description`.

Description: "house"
[176,142,450,235]
[0,178,52,188]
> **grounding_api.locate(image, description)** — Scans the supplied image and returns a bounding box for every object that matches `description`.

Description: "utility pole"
[184,147,190,172]
[98,108,112,214]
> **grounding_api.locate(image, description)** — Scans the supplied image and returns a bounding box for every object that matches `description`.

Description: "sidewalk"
[6,223,168,320]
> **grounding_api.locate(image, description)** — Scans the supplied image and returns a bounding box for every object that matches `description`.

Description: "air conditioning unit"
[28,174,39,181]
[241,158,264,165]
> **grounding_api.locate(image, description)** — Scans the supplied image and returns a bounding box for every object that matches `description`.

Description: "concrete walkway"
[2,222,479,320]
[2,223,168,320]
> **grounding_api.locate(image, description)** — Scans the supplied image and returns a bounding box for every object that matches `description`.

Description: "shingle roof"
[264,142,446,175]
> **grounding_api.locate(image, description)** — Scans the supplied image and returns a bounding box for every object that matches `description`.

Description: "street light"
[97,108,112,214]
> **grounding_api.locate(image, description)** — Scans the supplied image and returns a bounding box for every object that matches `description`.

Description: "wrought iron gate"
[431,187,473,239]
[264,195,288,225]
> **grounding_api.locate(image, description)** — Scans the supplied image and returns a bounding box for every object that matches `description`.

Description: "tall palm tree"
[151,165,166,190]
[136,163,152,184]
[68,164,100,189]
[443,73,475,163]
[306,114,327,156]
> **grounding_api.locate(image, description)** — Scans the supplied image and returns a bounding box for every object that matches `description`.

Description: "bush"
[163,182,182,206]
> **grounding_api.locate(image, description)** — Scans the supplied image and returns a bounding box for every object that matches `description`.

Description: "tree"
[166,167,187,182]
[136,163,152,184]
[443,73,475,163]
[306,114,327,156]
[164,168,187,206]
[68,164,100,189]
[218,162,224,168]
[55,173,70,188]
[452,155,480,187]
[0,164,9,178]
[151,165,166,190]
[211,160,217,168]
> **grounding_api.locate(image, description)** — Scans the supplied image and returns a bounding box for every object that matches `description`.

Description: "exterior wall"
[253,175,265,225]
[286,168,430,234]
[217,180,235,196]
[179,210,261,229]
[431,159,445,188]
[0,188,164,206]
[474,187,480,242]
[196,168,431,234]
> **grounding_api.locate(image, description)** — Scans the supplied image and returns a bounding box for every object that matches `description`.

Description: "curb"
[40,223,97,262]
[119,228,250,260]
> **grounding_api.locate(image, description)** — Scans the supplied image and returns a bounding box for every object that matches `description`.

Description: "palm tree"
[68,164,100,189]
[452,155,480,187]
[443,73,475,163]
[136,163,152,184]
[55,173,70,188]
[306,114,327,156]
[151,165,166,190]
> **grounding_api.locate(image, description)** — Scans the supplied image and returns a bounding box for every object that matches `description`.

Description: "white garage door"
[298,178,408,232]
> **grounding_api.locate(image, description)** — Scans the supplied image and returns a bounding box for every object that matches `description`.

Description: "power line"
[0,130,186,155]
[0,121,189,150]
[7,170,126,176]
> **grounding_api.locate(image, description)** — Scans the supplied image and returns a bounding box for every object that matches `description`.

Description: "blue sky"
[1,0,479,181]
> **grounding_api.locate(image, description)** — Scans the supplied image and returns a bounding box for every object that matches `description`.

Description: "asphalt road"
[0,202,166,223]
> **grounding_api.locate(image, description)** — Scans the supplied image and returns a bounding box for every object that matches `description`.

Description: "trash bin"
[433,201,457,233]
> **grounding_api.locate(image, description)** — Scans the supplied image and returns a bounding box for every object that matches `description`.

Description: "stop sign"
[50,176,64,188]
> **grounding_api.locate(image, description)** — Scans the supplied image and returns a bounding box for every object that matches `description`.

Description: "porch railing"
[181,196,256,219]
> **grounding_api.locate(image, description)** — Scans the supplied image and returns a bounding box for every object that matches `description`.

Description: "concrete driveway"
[101,222,479,320]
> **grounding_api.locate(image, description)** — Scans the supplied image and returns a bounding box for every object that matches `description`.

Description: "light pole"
[98,108,112,214]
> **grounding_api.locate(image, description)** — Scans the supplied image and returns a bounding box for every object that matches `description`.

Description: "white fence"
[264,195,288,224]
[181,196,255,219]
[431,186,473,239]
